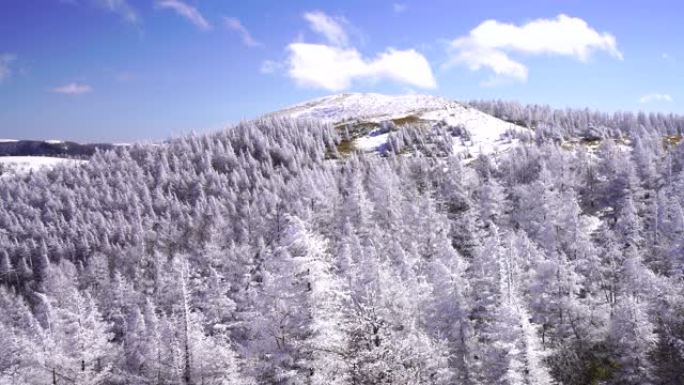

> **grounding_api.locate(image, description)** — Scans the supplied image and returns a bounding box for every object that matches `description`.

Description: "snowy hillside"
[0,139,125,176]
[277,93,457,121]
[274,93,527,156]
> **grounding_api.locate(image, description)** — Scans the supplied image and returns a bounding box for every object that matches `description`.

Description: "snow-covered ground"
[354,132,391,152]
[275,93,527,157]
[0,156,85,175]
[583,214,603,235]
[421,105,522,158]
[278,93,458,122]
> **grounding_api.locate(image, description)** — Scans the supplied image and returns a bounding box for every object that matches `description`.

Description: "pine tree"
[609,295,657,385]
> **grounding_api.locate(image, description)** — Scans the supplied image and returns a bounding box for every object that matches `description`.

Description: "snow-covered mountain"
[273,93,528,156]
[276,93,458,121]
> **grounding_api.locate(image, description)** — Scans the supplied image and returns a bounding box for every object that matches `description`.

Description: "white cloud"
[639,93,673,104]
[288,43,435,91]
[284,11,436,91]
[393,3,408,14]
[224,17,261,47]
[156,0,211,30]
[51,82,93,95]
[303,11,349,46]
[94,0,139,23]
[370,48,436,89]
[447,14,622,82]
[0,54,16,83]
[454,46,528,81]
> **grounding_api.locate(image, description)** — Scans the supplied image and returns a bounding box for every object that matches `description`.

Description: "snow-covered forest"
[2,103,684,385]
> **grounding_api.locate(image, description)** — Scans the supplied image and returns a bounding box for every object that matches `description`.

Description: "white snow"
[278,93,458,122]
[583,214,602,235]
[354,132,391,152]
[421,106,522,158]
[275,93,527,156]
[0,139,18,143]
[45,139,65,144]
[519,308,554,385]
[0,156,85,175]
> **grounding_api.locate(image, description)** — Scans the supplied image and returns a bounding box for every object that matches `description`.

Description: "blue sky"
[0,0,682,142]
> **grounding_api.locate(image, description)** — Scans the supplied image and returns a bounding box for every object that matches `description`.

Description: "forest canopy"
[1,105,684,385]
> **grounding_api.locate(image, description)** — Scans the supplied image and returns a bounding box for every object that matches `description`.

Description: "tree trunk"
[181,267,193,385]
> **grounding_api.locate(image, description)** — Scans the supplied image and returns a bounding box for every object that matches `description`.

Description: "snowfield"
[0,156,85,175]
[275,92,527,157]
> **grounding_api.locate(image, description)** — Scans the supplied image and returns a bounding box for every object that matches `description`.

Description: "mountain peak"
[274,92,526,157]
[276,92,457,122]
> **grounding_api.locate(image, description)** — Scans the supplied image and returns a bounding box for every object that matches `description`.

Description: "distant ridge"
[0,140,117,158]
